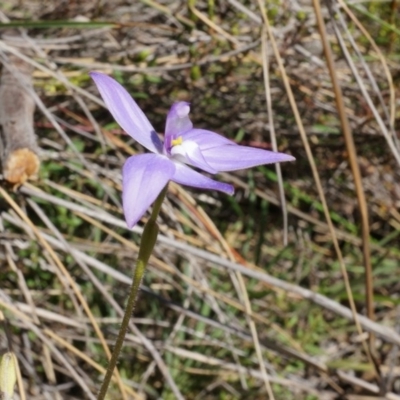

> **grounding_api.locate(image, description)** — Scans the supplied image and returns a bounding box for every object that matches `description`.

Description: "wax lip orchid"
[90,72,295,228]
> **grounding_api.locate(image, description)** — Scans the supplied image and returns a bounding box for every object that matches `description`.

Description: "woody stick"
[0,52,39,186]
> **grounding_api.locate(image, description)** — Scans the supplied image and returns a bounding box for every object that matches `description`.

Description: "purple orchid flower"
[90,72,295,228]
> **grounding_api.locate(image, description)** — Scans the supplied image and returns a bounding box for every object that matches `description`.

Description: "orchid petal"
[122,154,175,228]
[171,163,234,195]
[164,102,193,152]
[182,128,235,150]
[166,102,193,135]
[90,72,163,154]
[201,144,295,172]
[171,140,217,174]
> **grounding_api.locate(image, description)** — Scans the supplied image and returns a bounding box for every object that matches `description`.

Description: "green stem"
[97,185,168,400]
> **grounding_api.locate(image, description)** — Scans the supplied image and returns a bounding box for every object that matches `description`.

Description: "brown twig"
[311,0,379,379]
[0,52,40,186]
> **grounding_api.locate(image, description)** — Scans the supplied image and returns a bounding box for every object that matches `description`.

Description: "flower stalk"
[97,185,168,400]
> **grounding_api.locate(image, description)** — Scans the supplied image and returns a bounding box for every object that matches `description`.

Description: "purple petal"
[90,72,163,154]
[164,102,193,152]
[182,129,235,150]
[123,154,175,228]
[171,163,234,195]
[170,140,217,174]
[201,144,295,172]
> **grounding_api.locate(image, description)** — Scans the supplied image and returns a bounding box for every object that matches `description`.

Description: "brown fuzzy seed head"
[4,148,40,185]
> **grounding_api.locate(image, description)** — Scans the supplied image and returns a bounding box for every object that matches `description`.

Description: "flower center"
[171,136,183,147]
